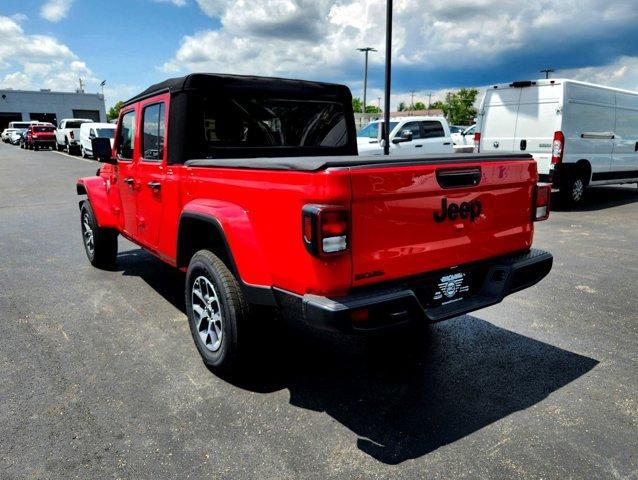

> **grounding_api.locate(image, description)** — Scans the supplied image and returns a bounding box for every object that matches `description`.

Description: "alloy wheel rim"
[191,275,223,352]
[82,213,94,255]
[572,179,584,201]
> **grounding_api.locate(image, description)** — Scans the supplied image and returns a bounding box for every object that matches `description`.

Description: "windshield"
[96,128,115,138]
[357,121,398,138]
[193,96,348,154]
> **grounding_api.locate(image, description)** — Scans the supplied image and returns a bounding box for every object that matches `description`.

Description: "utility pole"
[410,90,416,109]
[100,80,106,97]
[428,92,432,108]
[383,0,393,155]
[540,68,554,79]
[77,77,85,93]
[377,97,381,110]
[357,47,377,113]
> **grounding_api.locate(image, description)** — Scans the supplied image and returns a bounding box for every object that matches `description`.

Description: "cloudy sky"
[1,0,638,109]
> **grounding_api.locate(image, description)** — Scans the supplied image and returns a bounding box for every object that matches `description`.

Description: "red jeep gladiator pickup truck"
[77,73,552,372]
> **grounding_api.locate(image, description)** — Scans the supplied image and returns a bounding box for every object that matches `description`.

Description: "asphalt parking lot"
[0,143,636,479]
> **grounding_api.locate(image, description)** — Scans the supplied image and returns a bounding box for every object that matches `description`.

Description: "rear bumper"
[274,249,553,333]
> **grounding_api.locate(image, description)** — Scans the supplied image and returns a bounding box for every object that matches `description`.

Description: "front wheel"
[80,201,118,268]
[185,250,250,374]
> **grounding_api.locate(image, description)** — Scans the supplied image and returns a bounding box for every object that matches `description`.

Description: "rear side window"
[116,110,136,159]
[142,103,165,161]
[421,121,445,138]
[402,122,422,139]
[358,123,379,138]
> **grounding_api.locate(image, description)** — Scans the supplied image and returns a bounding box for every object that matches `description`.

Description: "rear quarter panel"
[180,166,353,296]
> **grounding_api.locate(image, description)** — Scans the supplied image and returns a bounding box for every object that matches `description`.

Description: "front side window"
[142,103,165,161]
[96,128,115,139]
[421,121,445,138]
[116,110,136,159]
[402,122,422,139]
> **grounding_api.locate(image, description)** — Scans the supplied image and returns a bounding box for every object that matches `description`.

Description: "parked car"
[25,124,56,150]
[475,78,638,205]
[56,118,94,154]
[79,123,116,159]
[357,116,454,155]
[452,124,476,153]
[77,73,552,373]
[9,130,24,145]
[1,128,16,143]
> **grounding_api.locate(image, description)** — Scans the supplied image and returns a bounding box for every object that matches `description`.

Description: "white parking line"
[52,150,97,164]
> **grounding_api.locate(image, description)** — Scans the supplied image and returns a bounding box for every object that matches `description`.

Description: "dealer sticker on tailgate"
[433,272,470,305]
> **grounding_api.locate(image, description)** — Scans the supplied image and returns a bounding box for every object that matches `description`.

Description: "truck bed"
[185,153,533,172]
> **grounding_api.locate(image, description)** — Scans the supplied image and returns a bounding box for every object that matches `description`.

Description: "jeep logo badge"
[433,198,482,223]
[493,141,499,148]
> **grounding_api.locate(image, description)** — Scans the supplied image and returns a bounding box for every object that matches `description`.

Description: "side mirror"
[392,129,413,144]
[92,137,115,164]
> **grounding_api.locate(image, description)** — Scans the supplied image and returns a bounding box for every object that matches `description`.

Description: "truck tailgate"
[348,157,536,286]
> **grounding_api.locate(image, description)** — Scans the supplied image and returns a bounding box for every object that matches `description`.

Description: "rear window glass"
[12,123,31,129]
[34,127,54,132]
[191,96,348,156]
[96,128,115,138]
[66,121,90,129]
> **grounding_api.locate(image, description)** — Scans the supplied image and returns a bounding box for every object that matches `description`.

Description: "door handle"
[443,142,451,145]
[123,177,134,185]
[415,144,423,148]
[147,181,161,190]
[520,139,527,151]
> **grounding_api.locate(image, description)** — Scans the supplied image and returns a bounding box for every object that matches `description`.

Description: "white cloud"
[162,0,638,104]
[153,0,187,6]
[40,0,74,22]
[557,57,638,92]
[0,15,101,93]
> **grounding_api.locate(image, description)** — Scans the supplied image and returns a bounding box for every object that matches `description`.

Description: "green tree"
[413,101,426,110]
[107,100,124,122]
[364,104,381,114]
[397,101,407,112]
[352,97,363,113]
[429,100,446,112]
[443,88,478,125]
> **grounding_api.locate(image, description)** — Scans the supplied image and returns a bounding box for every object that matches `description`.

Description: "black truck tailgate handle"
[436,167,482,189]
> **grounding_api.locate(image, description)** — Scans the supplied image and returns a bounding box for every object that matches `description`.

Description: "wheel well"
[176,214,235,272]
[575,160,592,186]
[76,183,87,195]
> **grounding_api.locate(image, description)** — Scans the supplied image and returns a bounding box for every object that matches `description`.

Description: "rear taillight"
[473,132,481,153]
[302,205,349,256]
[551,131,564,165]
[534,183,551,221]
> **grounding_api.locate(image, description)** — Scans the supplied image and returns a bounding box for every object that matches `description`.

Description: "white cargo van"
[475,79,638,205]
[79,122,115,159]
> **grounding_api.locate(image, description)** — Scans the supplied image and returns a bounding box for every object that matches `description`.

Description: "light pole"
[541,68,554,79]
[383,0,392,155]
[357,47,377,113]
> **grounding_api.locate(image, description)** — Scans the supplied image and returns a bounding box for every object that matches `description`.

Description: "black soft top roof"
[123,73,352,106]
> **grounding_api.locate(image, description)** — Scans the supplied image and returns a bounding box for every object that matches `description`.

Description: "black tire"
[185,250,250,373]
[559,170,587,207]
[80,201,118,268]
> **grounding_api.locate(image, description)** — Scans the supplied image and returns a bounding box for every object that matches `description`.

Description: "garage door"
[72,110,100,122]
[0,112,23,131]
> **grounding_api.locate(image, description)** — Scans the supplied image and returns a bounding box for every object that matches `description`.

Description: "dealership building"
[0,89,107,130]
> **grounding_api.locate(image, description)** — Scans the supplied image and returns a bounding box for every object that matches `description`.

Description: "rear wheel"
[185,250,250,374]
[559,170,587,207]
[80,201,118,268]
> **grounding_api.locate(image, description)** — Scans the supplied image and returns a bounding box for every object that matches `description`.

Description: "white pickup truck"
[56,118,94,154]
[357,116,454,155]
